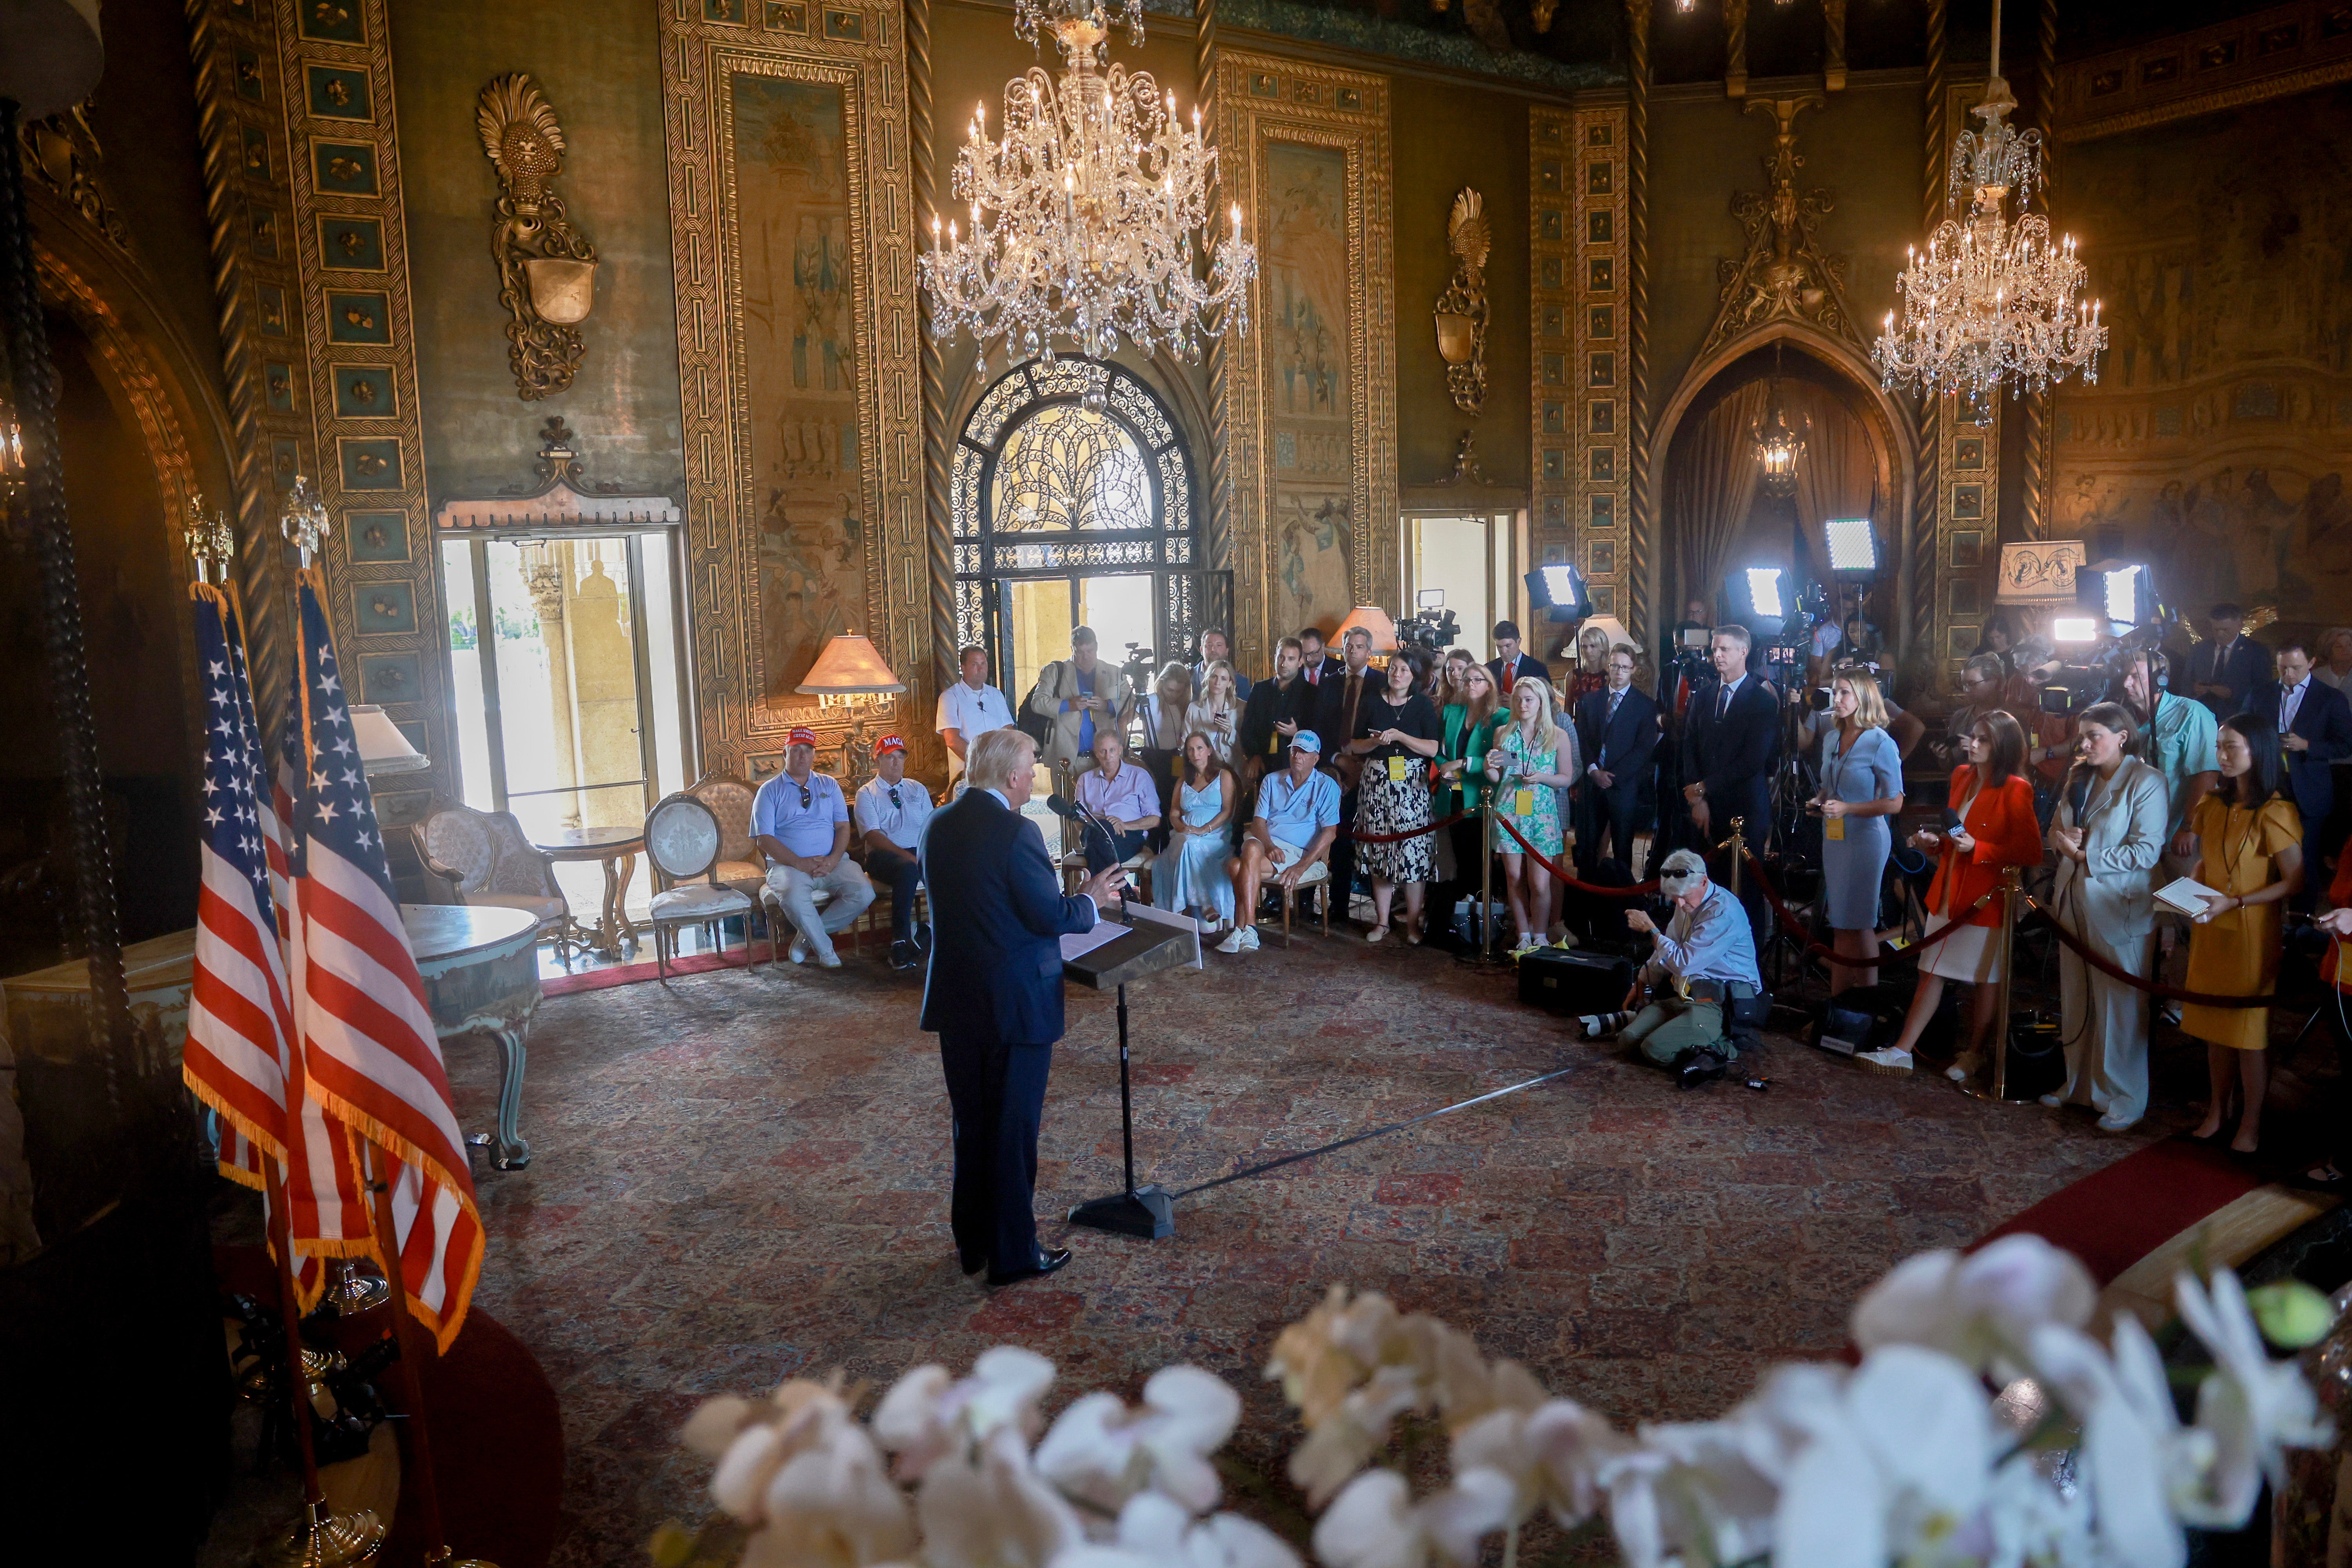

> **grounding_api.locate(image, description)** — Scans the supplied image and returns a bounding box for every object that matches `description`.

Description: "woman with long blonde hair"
[1811,666,1905,995]
[1484,676,1576,954]
[1185,659,1242,764]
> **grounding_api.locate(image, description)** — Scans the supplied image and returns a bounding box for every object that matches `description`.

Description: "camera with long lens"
[2034,563,2174,716]
[1398,590,1461,655]
[1120,641,1158,693]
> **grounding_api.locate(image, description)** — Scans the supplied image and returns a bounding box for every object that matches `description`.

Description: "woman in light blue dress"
[1156,731,1238,932]
[1812,668,1906,995]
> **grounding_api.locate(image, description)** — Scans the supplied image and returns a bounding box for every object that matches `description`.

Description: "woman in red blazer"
[1860,711,2044,1076]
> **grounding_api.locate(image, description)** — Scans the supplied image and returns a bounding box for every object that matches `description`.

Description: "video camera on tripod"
[1118,640,1159,694]
[2034,562,2175,716]
[1397,589,1462,656]
[1727,566,1830,676]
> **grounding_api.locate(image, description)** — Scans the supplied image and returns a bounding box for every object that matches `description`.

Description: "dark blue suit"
[2253,677,2352,845]
[1573,683,1660,874]
[2190,633,2271,717]
[1684,673,1780,943]
[919,789,1098,1274]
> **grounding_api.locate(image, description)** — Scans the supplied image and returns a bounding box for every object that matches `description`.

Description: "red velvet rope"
[2021,891,2276,1009]
[1489,810,1662,898]
[1739,850,1996,968]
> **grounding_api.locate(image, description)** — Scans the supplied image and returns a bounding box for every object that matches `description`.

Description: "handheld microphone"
[2065,763,2093,828]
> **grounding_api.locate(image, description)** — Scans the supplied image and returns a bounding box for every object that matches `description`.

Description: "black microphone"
[2065,762,2092,828]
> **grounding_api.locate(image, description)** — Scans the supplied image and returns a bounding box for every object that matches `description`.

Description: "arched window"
[952,359,1222,697]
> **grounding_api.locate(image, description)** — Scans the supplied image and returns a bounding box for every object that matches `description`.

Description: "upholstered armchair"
[643,793,761,976]
[688,773,764,899]
[415,805,570,941]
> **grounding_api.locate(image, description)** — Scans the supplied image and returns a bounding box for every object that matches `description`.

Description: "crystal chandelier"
[918,0,1256,402]
[1871,0,2105,411]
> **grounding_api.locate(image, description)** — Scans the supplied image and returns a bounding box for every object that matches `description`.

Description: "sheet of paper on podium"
[1112,899,1204,969]
[1059,916,1126,962]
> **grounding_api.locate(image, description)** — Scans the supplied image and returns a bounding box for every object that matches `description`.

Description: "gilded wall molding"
[1929,78,1994,684]
[658,0,921,785]
[2051,0,2352,143]
[1530,103,1630,624]
[1216,49,1395,666]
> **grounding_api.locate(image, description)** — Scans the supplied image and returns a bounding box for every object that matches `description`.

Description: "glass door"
[440,529,690,845]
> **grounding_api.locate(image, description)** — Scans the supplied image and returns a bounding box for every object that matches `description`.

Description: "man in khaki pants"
[1029,625,1136,780]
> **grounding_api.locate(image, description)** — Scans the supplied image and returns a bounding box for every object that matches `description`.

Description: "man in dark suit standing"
[1682,624,1779,944]
[919,728,1128,1285]
[2189,602,2271,717]
[1297,626,1344,688]
[1574,643,1661,877]
[2257,638,2352,874]
[1487,619,1548,699]
[1312,623,1379,915]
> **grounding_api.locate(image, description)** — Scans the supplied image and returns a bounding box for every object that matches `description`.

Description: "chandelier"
[918,0,1255,401]
[1753,343,1808,499]
[1870,0,2104,411]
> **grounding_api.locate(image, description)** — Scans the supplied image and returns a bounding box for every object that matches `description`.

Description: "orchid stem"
[1502,1521,1520,1568]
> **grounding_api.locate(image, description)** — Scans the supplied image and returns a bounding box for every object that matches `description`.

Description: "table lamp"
[351,704,430,776]
[1331,605,1399,655]
[796,633,905,704]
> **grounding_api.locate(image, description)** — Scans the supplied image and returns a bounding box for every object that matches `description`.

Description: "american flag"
[285,570,482,1347]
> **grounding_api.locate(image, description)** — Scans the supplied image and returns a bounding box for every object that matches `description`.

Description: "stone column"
[521,543,580,826]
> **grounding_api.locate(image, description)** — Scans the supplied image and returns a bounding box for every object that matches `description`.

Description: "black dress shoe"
[960,1253,986,1276]
[915,923,933,951]
[1673,1049,1729,1091]
[891,939,920,971]
[986,1246,1072,1287]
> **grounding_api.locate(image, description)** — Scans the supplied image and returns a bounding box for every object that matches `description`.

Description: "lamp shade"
[1331,606,1399,654]
[350,704,430,775]
[796,633,905,695]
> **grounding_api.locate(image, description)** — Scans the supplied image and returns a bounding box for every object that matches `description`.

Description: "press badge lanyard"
[1824,732,1850,842]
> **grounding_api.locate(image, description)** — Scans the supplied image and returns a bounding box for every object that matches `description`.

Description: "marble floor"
[417,927,2188,1565]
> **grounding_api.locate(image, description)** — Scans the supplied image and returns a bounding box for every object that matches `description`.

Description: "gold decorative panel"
[659,0,920,780]
[2052,0,2352,142]
[1217,52,1395,664]
[187,0,444,821]
[1931,80,1996,678]
[1530,104,1628,621]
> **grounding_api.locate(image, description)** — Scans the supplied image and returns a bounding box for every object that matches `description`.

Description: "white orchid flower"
[1446,1397,1628,1530]
[1851,1235,2096,1377]
[2023,1322,2184,1568]
[1054,1492,1305,1568]
[1596,1418,1779,1568]
[1980,1451,2097,1568]
[1035,1365,1243,1516]
[2172,1267,2336,1527]
[1311,1466,1515,1568]
[875,1347,1059,1481]
[1766,1347,1995,1568]
[920,1424,1087,1568]
[709,1381,853,1523]
[1287,1364,1426,1506]
[758,1413,918,1568]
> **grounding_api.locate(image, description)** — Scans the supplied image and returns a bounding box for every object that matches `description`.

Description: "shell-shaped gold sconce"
[1432,188,1488,416]
[478,73,598,399]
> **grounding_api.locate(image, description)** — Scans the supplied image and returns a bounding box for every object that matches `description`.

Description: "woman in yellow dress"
[2183,712,2304,1156]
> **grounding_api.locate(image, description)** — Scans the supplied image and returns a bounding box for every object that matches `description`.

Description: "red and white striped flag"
[284,569,482,1348]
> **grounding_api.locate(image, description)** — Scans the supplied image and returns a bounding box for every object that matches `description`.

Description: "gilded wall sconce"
[476,73,597,401]
[1432,187,1488,416]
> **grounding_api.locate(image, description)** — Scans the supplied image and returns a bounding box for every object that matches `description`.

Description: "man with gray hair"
[1576,848,1762,1089]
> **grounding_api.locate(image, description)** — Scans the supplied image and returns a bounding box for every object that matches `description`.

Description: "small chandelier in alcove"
[1752,343,1808,499]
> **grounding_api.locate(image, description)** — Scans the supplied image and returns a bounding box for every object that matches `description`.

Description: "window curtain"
[1664,378,1775,616]
[1784,379,1881,568]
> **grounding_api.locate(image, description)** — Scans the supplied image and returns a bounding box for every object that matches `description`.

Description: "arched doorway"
[1649,327,1918,679]
[951,357,1229,706]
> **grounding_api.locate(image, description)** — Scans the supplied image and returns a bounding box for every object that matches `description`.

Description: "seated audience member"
[936,643,1014,787]
[1576,849,1760,1090]
[1220,731,1341,954]
[1187,660,1243,765]
[2183,712,2304,1157]
[1864,711,2042,1075]
[2044,702,2167,1132]
[1074,730,1161,873]
[1156,732,1237,934]
[1192,628,1252,701]
[753,726,876,969]
[855,734,935,971]
[1136,661,1194,842]
[1238,637,1311,784]
[1345,646,1441,944]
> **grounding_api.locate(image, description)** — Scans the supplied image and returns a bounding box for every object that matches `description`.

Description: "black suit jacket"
[2194,634,2272,716]
[918,790,1097,1045]
[1312,663,1380,758]
[2252,677,2352,822]
[1298,653,1345,690]
[1238,675,1313,763]
[1686,675,1779,828]
[1488,652,1549,694]
[1575,684,1660,784]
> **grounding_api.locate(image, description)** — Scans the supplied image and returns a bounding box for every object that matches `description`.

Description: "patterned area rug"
[441,937,2168,1566]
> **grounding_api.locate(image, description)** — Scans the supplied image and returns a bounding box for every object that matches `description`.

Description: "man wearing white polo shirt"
[936,644,1014,787]
[855,733,935,971]
[753,725,875,968]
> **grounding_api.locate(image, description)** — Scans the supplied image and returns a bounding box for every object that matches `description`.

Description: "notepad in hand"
[2154,876,2226,918]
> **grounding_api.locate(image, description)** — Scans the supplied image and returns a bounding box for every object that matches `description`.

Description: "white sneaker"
[1217,926,1258,954]
[815,947,843,969]
[1855,1047,1913,1074]
[1944,1063,1970,1083]
[788,933,809,965]
[2096,1112,2140,1133]
[2038,1093,2065,1109]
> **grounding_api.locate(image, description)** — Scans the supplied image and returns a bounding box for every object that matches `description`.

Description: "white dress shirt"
[2280,675,2311,737]
[856,774,936,850]
[935,681,1014,776]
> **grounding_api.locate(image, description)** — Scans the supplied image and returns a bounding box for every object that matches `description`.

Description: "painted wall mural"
[2053,86,2352,633]
[730,73,870,704]
[1265,141,1356,633]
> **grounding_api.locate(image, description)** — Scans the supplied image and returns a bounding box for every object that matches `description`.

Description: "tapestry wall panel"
[2051,85,2352,637]
[1218,52,1394,662]
[662,2,919,783]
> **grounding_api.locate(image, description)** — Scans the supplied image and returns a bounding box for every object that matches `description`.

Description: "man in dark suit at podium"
[1574,644,1660,877]
[920,727,1128,1285]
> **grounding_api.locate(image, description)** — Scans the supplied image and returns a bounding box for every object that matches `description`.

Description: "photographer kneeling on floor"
[1573,848,1762,1089]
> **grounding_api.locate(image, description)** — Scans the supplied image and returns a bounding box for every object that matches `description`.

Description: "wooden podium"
[1060,910,1196,1240]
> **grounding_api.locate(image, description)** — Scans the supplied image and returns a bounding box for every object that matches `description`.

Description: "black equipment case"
[1518,947,1637,1016]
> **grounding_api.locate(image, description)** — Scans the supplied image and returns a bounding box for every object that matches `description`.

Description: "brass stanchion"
[1958,867,2026,1104]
